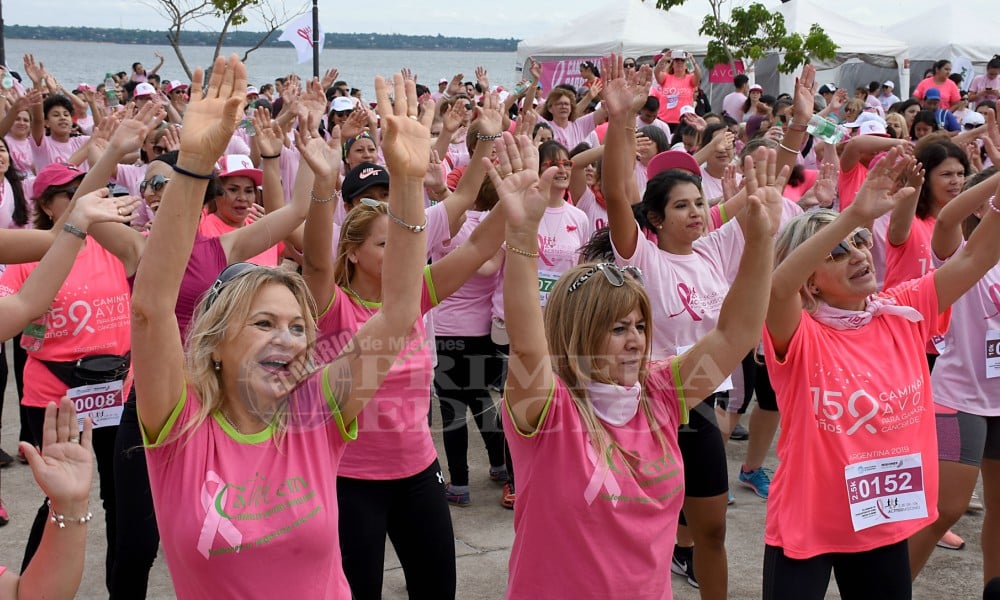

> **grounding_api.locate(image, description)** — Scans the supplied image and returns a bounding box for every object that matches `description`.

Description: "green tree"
[143,0,308,79]
[655,0,837,75]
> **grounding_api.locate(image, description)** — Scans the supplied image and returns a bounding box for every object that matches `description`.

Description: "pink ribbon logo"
[197,470,243,559]
[296,27,314,47]
[985,284,1000,319]
[536,234,556,267]
[667,283,702,321]
[583,442,622,506]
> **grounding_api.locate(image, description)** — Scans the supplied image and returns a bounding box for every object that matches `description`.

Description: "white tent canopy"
[883,6,1000,66]
[515,0,710,66]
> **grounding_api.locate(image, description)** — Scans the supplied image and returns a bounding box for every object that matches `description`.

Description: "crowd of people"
[0,45,999,600]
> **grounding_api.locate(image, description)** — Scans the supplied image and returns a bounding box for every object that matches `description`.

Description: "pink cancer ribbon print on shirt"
[197,470,243,559]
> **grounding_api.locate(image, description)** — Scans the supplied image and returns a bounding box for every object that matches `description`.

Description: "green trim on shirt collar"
[212,412,273,444]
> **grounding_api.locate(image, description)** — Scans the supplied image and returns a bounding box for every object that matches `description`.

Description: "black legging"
[110,391,160,599]
[337,459,456,599]
[434,335,505,486]
[763,541,912,600]
[21,406,118,594]
[0,336,29,445]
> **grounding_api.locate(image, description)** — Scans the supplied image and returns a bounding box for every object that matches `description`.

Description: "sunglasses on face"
[623,62,636,69]
[964,123,980,130]
[333,110,353,118]
[541,159,574,170]
[827,228,873,262]
[567,263,644,294]
[53,186,78,198]
[140,174,170,194]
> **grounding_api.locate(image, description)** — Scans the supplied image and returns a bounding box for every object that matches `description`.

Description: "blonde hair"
[543,263,669,467]
[884,112,907,139]
[774,209,838,313]
[178,267,318,446]
[333,200,388,287]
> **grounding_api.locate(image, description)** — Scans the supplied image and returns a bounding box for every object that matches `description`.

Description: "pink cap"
[32,163,85,200]
[216,154,263,186]
[646,150,701,180]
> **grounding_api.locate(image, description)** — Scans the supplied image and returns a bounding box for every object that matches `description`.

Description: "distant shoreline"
[6,25,519,52]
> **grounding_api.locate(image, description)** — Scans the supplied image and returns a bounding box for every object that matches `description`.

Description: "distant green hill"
[6,25,518,52]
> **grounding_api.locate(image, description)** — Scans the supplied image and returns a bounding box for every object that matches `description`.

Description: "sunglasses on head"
[204,262,262,311]
[568,263,644,294]
[360,197,387,209]
[541,159,574,170]
[827,228,873,262]
[140,174,170,194]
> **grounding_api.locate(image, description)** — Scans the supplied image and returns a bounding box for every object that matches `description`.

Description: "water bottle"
[1,71,13,90]
[806,114,847,144]
[104,73,119,108]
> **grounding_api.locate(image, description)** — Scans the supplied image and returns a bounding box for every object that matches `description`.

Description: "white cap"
[133,82,156,98]
[844,112,886,128]
[330,97,354,112]
[679,105,696,116]
[858,121,888,136]
[883,80,895,89]
[962,111,986,128]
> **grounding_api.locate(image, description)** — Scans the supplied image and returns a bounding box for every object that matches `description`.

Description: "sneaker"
[730,423,749,441]
[936,529,965,550]
[444,484,471,507]
[501,483,516,510]
[489,465,509,484]
[0,500,8,526]
[739,466,772,499]
[728,491,735,505]
[670,545,698,588]
[0,448,12,468]
[968,491,984,513]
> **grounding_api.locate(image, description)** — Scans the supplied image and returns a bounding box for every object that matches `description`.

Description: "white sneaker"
[968,491,983,513]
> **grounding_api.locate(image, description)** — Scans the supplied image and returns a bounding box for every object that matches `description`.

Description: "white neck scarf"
[585,380,641,426]
[813,296,923,330]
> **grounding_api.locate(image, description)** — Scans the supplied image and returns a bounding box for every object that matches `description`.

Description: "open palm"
[178,54,247,168]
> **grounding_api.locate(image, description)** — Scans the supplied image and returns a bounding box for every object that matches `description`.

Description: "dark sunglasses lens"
[830,243,850,260]
[854,229,873,248]
[601,264,625,287]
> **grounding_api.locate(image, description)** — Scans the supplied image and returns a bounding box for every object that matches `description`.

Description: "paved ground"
[0,351,988,598]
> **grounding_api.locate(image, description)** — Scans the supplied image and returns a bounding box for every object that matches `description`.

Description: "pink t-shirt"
[0,239,131,408]
[539,112,598,150]
[654,72,696,124]
[970,74,1000,105]
[635,115,672,139]
[574,187,609,232]
[0,180,31,230]
[114,163,155,227]
[871,213,891,291]
[430,210,499,337]
[533,202,593,308]
[198,211,279,267]
[913,77,962,110]
[176,235,229,341]
[502,364,684,599]
[884,216,935,291]
[5,134,35,176]
[144,371,356,599]
[316,269,440,479]
[931,241,1000,415]
[722,91,747,122]
[613,220,743,359]
[31,135,89,172]
[837,161,868,212]
[762,272,943,559]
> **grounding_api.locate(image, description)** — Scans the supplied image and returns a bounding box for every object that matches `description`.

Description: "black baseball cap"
[341,162,390,204]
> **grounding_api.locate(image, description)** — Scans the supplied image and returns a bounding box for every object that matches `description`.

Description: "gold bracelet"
[624,126,637,133]
[777,142,798,154]
[505,242,539,258]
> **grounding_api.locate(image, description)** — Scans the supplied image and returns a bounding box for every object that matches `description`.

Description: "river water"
[5,39,519,100]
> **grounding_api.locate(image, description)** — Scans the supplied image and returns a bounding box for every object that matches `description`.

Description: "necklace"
[344,281,379,316]
[220,409,244,435]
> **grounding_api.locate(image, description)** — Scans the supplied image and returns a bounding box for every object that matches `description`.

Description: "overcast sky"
[4,0,615,39]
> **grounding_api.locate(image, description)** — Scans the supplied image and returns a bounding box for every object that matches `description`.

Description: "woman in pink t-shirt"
[913,61,962,110]
[653,50,702,127]
[0,93,38,177]
[968,56,1000,106]
[132,60,435,600]
[763,145,1000,598]
[538,87,607,150]
[908,169,1000,581]
[490,106,775,599]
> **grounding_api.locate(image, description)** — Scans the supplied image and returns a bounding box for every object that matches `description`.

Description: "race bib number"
[538,269,560,307]
[665,93,679,109]
[67,381,125,430]
[986,330,1000,379]
[844,452,927,532]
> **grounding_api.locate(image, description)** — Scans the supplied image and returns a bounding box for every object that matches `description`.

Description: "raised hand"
[830,88,847,111]
[447,73,464,97]
[110,100,165,154]
[424,149,447,191]
[178,54,248,172]
[295,116,341,183]
[250,106,282,157]
[812,162,838,208]
[515,109,538,138]
[160,125,181,152]
[741,147,789,235]
[721,162,740,202]
[70,188,142,227]
[320,67,340,90]
[401,67,415,82]
[441,100,468,133]
[376,73,434,179]
[528,58,542,82]
[20,398,93,513]
[966,141,984,172]
[848,146,915,222]
[475,66,490,91]
[300,77,328,122]
[22,54,45,86]
[340,108,369,140]
[793,64,817,121]
[586,78,604,100]
[475,91,504,134]
[486,133,550,232]
[601,54,642,119]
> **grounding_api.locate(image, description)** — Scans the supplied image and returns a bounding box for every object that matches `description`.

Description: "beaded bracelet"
[47,499,92,529]
[172,164,215,180]
[505,242,539,258]
[475,132,503,142]
[63,223,87,240]
[386,205,428,233]
[310,189,338,204]
[990,194,1000,214]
